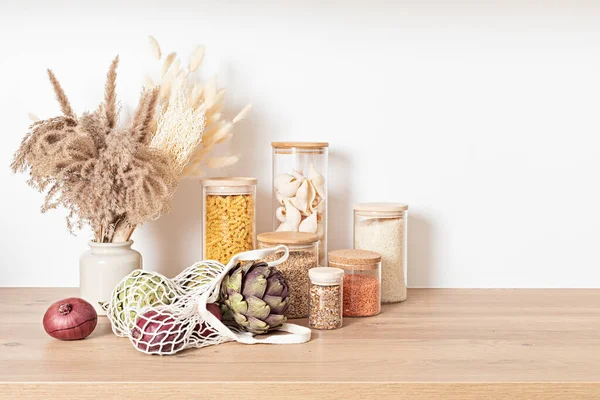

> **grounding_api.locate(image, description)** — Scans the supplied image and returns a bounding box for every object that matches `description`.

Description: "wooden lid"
[328,249,382,270]
[353,202,408,212]
[200,177,257,186]
[271,141,329,149]
[257,231,319,245]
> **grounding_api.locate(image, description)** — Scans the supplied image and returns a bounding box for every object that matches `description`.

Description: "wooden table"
[0,288,599,399]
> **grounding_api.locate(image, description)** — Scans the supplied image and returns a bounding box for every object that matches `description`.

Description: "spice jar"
[308,267,344,330]
[272,142,328,265]
[201,177,257,265]
[329,249,382,317]
[257,232,319,319]
[353,202,408,303]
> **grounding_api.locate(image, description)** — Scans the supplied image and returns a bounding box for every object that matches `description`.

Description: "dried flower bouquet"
[12,38,250,243]
[11,57,179,242]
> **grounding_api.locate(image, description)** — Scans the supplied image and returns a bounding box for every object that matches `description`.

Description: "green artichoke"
[107,270,178,330]
[220,261,289,334]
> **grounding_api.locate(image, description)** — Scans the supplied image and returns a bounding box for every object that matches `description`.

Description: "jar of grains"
[308,267,344,330]
[257,232,319,319]
[271,142,328,265]
[353,203,408,303]
[328,249,382,317]
[201,177,257,265]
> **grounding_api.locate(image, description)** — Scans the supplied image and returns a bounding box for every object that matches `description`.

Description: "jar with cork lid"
[271,142,329,265]
[329,249,382,317]
[200,177,257,265]
[257,231,319,319]
[354,202,408,303]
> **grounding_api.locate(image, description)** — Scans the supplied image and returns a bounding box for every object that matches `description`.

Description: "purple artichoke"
[220,261,289,334]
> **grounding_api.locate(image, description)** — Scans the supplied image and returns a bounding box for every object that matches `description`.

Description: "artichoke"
[220,261,289,334]
[107,270,179,331]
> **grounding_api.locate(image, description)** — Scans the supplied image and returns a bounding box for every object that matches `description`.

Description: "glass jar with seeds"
[308,267,344,330]
[271,142,328,265]
[201,177,257,265]
[329,249,382,317]
[353,203,408,303]
[257,231,319,319]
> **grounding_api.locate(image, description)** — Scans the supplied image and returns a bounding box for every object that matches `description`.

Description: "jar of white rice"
[353,202,408,303]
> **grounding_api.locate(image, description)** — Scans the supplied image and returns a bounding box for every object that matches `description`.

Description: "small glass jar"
[272,142,328,265]
[328,249,382,317]
[308,267,344,330]
[257,232,319,319]
[353,202,408,303]
[200,177,257,264]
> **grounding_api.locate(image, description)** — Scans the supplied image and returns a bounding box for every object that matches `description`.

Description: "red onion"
[131,310,188,354]
[196,303,222,337]
[43,297,98,340]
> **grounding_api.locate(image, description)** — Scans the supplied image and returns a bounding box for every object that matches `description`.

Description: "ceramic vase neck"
[88,240,134,255]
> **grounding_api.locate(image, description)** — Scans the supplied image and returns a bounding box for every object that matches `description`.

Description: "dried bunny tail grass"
[161,52,177,77]
[47,69,76,119]
[188,45,205,72]
[233,104,252,124]
[159,59,181,104]
[104,56,119,129]
[191,84,204,109]
[205,155,239,169]
[201,121,231,148]
[203,76,218,108]
[28,113,40,122]
[151,90,205,173]
[149,36,161,59]
[216,133,233,144]
[144,74,154,89]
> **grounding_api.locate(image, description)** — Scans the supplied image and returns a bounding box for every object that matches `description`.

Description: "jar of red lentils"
[328,249,382,317]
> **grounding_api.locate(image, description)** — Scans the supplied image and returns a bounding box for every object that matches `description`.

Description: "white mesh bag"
[102,245,311,355]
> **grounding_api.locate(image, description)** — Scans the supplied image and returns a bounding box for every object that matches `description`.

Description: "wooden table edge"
[1,382,599,399]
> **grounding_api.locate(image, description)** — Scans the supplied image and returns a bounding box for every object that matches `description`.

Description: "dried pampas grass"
[12,56,179,243]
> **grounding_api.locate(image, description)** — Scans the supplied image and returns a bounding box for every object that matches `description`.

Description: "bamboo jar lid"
[328,249,382,270]
[200,177,257,186]
[257,232,319,245]
[353,202,408,212]
[271,141,329,149]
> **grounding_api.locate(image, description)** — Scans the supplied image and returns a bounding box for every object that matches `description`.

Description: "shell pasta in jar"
[201,177,257,264]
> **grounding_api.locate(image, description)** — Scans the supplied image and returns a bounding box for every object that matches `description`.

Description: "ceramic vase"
[79,240,142,315]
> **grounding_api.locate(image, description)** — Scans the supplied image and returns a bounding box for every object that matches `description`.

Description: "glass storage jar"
[257,232,319,319]
[329,249,382,317]
[353,202,408,303]
[201,177,257,265]
[308,267,344,330]
[271,142,328,265]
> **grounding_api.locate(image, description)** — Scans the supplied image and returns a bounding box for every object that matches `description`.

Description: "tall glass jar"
[200,177,257,265]
[257,232,319,319]
[272,142,328,265]
[353,203,408,303]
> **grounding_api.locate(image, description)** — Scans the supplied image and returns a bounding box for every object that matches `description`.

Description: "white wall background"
[1,0,599,288]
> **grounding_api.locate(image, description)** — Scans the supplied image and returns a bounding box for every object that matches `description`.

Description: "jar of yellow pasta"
[201,177,257,265]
